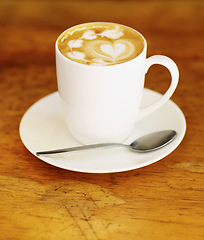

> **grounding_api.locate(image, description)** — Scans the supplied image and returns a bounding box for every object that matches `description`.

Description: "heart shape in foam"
[100,43,126,60]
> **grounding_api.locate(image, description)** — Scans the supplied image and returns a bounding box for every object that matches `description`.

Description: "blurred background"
[0,0,203,119]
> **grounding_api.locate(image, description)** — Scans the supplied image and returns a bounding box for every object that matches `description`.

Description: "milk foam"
[58,23,144,66]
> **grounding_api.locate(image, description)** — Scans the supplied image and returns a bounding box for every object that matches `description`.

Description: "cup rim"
[55,22,147,67]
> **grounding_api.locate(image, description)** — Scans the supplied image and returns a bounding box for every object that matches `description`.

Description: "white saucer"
[19,89,186,173]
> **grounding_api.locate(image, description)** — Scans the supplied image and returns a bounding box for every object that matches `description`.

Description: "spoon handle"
[36,143,127,156]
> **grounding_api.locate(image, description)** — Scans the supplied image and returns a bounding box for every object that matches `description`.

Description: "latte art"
[57,23,144,66]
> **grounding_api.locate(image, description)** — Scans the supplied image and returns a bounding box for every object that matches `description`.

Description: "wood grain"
[0,1,204,240]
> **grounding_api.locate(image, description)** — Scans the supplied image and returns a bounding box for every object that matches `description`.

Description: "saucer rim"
[19,89,186,173]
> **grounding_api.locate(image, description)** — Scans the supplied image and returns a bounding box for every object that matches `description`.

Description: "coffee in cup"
[57,22,144,66]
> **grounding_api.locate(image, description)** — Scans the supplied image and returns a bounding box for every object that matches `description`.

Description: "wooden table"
[0,1,204,239]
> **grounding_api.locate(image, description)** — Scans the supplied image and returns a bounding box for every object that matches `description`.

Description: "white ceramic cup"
[56,23,179,144]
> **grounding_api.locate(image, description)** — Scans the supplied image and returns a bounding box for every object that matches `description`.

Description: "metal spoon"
[36,130,176,156]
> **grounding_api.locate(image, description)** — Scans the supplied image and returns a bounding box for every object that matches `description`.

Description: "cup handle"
[138,55,179,121]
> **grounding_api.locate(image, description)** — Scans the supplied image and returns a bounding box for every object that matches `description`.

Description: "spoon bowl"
[36,130,177,156]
